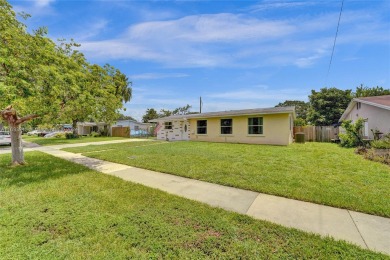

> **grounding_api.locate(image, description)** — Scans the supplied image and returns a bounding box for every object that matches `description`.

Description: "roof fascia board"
[339,100,356,121]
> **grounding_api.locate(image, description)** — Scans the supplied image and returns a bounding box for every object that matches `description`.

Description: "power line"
[326,0,344,85]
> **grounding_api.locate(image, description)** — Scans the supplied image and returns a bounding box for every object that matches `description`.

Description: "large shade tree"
[353,84,390,98]
[275,100,309,126]
[307,87,352,126]
[0,0,131,165]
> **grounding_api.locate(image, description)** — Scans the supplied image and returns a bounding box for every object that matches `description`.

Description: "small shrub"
[90,131,101,137]
[370,140,390,149]
[339,118,365,148]
[54,132,66,138]
[99,128,109,137]
[65,133,79,139]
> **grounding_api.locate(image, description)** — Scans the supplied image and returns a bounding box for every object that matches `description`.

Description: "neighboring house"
[339,95,390,139]
[111,120,153,137]
[151,107,295,145]
[77,122,110,136]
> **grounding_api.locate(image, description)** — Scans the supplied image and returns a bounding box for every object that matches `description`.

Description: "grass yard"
[63,141,390,217]
[22,135,127,146]
[0,152,385,259]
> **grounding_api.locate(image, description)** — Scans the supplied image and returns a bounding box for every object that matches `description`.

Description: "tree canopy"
[307,87,352,126]
[353,85,390,98]
[142,105,194,123]
[0,0,132,164]
[142,108,159,123]
[275,100,309,126]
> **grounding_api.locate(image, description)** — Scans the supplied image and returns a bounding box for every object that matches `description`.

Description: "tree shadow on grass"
[0,151,90,188]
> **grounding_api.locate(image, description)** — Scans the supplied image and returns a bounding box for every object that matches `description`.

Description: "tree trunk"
[10,123,24,165]
[72,119,78,135]
[1,105,38,166]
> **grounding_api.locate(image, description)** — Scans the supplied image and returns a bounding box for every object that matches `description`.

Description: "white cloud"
[78,8,389,69]
[206,88,308,102]
[128,13,295,43]
[34,0,55,7]
[75,19,109,41]
[130,73,189,80]
[246,1,317,13]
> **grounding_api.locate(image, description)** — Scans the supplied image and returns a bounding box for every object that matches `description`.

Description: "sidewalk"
[3,140,390,255]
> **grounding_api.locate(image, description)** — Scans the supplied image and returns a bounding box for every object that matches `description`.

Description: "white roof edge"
[339,100,356,122]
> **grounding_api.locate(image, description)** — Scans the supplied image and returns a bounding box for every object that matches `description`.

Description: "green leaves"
[307,87,352,126]
[0,0,132,127]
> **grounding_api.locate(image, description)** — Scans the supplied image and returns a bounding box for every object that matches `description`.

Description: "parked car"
[27,130,49,137]
[27,130,41,136]
[0,131,11,146]
[44,131,65,138]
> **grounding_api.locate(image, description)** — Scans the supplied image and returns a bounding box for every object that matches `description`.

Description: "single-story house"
[150,107,295,145]
[77,122,110,136]
[111,120,153,137]
[339,95,390,139]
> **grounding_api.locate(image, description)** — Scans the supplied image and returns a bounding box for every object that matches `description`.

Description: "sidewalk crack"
[245,193,261,214]
[348,210,369,249]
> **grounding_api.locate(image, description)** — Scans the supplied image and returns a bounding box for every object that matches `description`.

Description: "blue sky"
[9,0,390,121]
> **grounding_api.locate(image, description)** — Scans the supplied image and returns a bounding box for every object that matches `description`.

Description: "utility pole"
[200,96,202,113]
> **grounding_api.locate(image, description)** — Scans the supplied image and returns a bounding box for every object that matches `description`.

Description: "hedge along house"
[339,95,390,139]
[151,107,296,145]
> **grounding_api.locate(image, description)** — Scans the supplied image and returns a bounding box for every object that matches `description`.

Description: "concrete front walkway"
[2,140,389,255]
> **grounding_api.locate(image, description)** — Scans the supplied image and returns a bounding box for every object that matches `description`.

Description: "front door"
[181,122,189,140]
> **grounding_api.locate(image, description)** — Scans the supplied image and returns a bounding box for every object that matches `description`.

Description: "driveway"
[0,140,41,151]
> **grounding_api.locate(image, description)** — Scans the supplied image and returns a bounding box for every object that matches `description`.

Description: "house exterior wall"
[156,120,190,141]
[77,123,110,136]
[77,125,90,136]
[188,113,292,145]
[343,103,390,139]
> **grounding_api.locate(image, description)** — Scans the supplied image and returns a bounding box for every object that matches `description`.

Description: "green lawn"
[63,141,390,217]
[22,135,128,146]
[0,152,385,259]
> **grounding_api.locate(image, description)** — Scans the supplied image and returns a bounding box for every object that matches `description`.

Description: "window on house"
[221,119,233,134]
[134,125,139,131]
[357,102,361,110]
[197,120,207,134]
[164,122,172,129]
[248,117,263,134]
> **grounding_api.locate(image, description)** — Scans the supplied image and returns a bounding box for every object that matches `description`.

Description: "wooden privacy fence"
[293,126,339,142]
[111,126,130,138]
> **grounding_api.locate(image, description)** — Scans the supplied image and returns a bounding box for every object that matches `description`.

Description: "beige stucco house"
[151,107,295,145]
[77,122,110,136]
[339,95,390,139]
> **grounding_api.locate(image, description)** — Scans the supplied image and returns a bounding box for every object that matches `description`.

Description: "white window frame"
[248,117,263,135]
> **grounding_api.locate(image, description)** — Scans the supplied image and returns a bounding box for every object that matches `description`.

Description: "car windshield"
[0,132,10,136]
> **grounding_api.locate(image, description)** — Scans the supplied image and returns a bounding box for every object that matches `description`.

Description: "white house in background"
[339,95,390,139]
[77,122,110,136]
[150,107,295,146]
[111,120,153,137]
